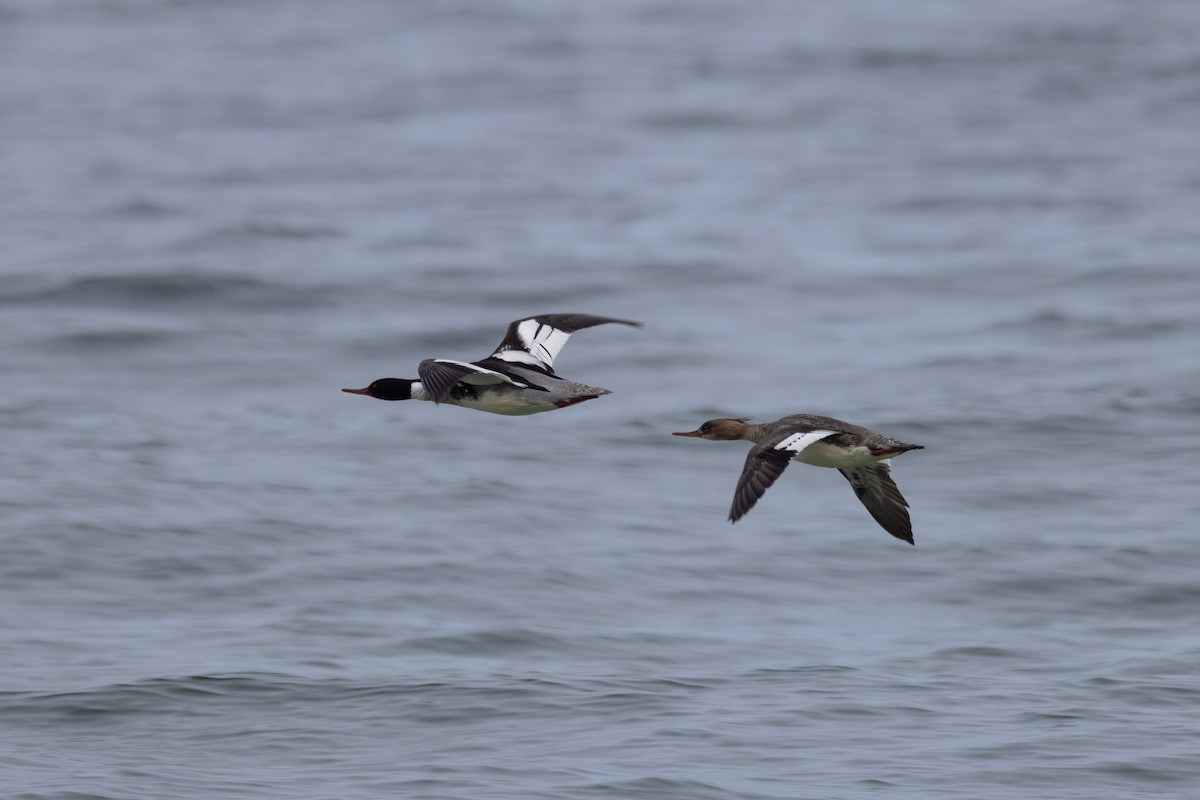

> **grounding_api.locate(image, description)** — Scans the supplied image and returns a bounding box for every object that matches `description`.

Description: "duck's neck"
[738,422,773,444]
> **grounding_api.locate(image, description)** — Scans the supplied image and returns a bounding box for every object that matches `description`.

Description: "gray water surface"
[3,2,1200,798]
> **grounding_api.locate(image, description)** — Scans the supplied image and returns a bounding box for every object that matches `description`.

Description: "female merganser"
[343,313,642,416]
[673,415,923,544]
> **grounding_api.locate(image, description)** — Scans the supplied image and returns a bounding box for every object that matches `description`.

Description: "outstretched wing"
[417,359,530,404]
[729,448,792,523]
[729,429,840,523]
[489,313,642,374]
[838,464,915,544]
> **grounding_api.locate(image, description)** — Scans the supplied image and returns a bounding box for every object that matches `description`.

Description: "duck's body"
[344,313,641,416]
[673,414,923,544]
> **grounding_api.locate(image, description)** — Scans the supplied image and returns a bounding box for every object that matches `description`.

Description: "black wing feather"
[838,465,915,544]
[729,447,793,523]
[417,360,478,404]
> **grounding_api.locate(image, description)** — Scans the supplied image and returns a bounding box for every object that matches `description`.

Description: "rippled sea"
[4,1,1200,798]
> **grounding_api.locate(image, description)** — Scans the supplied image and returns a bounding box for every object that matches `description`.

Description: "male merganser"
[343,313,642,416]
[673,415,923,544]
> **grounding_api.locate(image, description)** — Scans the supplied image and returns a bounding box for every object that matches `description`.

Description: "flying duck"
[673,414,923,544]
[344,313,642,415]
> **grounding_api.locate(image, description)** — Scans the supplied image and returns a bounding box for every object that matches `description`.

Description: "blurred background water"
[3,1,1200,798]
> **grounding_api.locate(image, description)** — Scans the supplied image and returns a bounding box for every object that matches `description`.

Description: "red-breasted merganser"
[343,313,642,416]
[673,415,924,544]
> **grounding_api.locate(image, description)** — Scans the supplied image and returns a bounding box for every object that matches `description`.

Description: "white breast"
[790,440,881,469]
[455,392,556,416]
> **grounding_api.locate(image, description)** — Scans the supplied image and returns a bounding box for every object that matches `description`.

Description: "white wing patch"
[493,319,572,370]
[774,430,838,454]
[492,350,542,367]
